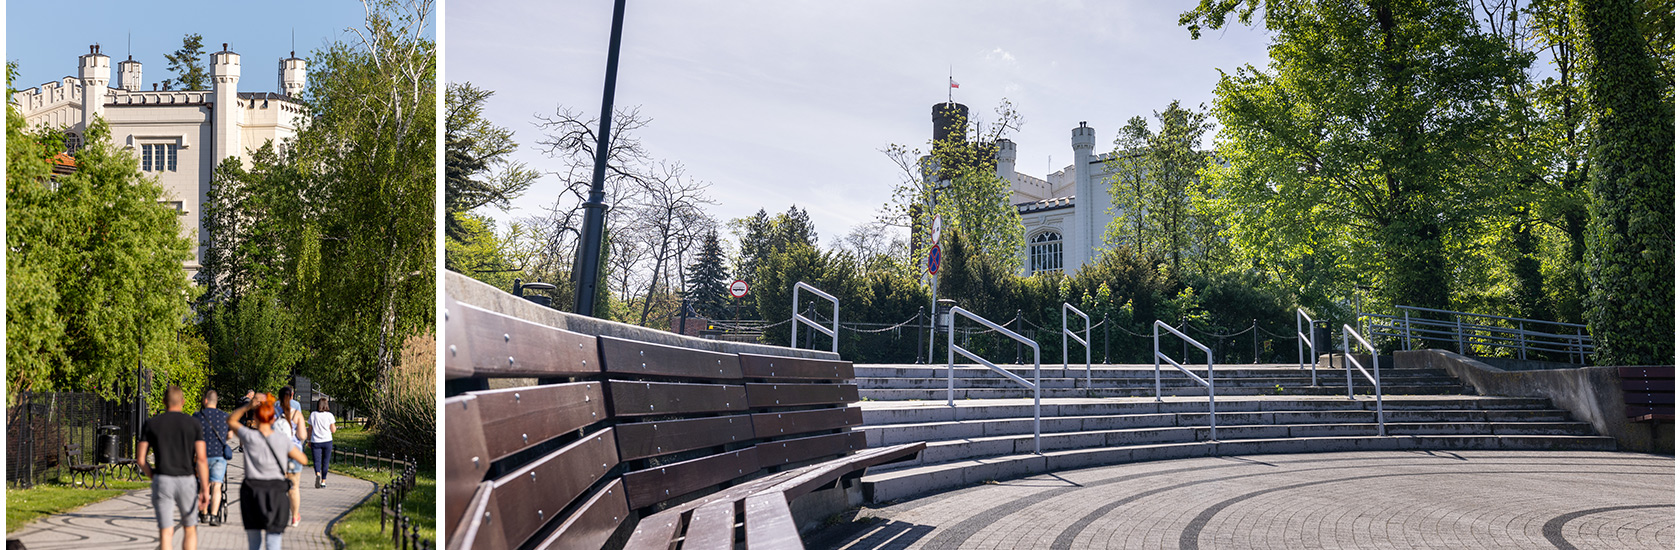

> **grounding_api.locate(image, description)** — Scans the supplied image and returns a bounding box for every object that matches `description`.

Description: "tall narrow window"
[1030,231,1063,274]
[141,144,179,172]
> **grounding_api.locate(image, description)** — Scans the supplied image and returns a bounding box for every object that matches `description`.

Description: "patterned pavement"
[11,457,375,550]
[814,450,1674,550]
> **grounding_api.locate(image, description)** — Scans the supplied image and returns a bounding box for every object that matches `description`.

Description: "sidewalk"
[11,456,375,550]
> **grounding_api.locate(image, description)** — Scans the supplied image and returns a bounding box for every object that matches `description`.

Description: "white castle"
[12,43,309,275]
[927,102,1127,276]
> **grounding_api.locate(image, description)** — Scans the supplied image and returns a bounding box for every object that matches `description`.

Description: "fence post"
[1518,320,1527,360]
[915,307,924,364]
[1456,317,1464,355]
[1252,319,1259,364]
[1103,314,1110,364]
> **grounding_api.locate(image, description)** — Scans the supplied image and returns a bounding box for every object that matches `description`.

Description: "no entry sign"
[730,279,749,298]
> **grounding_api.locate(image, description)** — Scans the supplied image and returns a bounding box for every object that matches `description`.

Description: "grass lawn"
[327,425,435,547]
[6,474,150,533]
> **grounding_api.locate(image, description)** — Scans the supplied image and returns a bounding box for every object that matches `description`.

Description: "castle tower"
[932,102,969,145]
[1070,121,1097,270]
[278,52,306,97]
[77,45,111,130]
[117,56,142,92]
[211,44,242,163]
[996,138,1017,182]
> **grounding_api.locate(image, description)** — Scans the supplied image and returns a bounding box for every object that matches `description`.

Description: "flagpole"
[948,65,953,103]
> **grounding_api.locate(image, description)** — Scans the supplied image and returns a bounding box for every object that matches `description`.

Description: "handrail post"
[1062,303,1091,390]
[1403,309,1412,351]
[1153,323,1162,402]
[948,306,1042,454]
[947,319,955,408]
[791,282,840,354]
[1518,320,1527,360]
[1456,317,1464,355]
[1207,336,1217,441]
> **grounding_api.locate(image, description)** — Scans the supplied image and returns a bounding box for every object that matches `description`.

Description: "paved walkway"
[12,456,375,550]
[814,450,1674,550]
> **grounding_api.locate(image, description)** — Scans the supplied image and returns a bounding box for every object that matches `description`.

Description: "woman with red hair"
[229,393,309,549]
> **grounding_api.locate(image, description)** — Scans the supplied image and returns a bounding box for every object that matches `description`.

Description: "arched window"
[1030,231,1063,274]
[63,131,82,153]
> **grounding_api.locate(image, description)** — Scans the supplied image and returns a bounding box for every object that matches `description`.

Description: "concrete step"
[861,434,1619,503]
[855,375,1468,390]
[858,396,1557,424]
[868,421,1599,469]
[860,384,1472,400]
[860,409,1582,445]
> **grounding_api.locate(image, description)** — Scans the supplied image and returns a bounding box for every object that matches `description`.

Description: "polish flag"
[949,79,960,89]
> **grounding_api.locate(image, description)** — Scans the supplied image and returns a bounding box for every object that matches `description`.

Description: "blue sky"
[7,0,386,93]
[447,1,1276,246]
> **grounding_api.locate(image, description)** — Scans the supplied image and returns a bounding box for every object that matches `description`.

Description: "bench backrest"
[1620,366,1675,420]
[444,300,861,550]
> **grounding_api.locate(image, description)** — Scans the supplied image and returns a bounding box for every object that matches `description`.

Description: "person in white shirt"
[307,398,337,488]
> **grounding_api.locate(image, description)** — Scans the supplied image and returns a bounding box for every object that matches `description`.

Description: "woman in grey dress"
[229,394,310,550]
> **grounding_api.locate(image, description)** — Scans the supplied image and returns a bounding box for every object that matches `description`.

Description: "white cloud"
[986,47,1017,63]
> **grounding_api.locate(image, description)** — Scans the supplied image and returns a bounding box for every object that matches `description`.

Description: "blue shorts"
[207,456,228,483]
[288,458,303,474]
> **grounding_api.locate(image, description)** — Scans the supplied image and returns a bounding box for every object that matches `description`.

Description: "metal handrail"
[1063,303,1091,389]
[1296,308,1319,386]
[791,281,839,354]
[949,306,1041,454]
[1365,306,1592,364]
[1152,320,1216,441]
[1341,324,1386,436]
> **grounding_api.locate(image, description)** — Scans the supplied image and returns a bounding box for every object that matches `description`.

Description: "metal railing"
[791,281,840,354]
[1341,324,1386,436]
[1152,320,1216,441]
[948,306,1041,454]
[1063,303,1091,389]
[1296,308,1319,386]
[1364,305,1592,364]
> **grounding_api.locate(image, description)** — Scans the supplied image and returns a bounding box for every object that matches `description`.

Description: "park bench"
[62,444,106,489]
[1621,366,1674,423]
[443,298,923,550]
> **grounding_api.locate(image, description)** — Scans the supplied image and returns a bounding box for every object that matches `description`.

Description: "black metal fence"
[332,446,430,550]
[7,392,144,488]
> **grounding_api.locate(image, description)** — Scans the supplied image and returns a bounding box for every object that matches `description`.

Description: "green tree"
[684,229,730,319]
[6,106,197,398]
[1182,0,1528,314]
[882,99,1025,276]
[1577,0,1674,365]
[445,81,537,242]
[163,33,208,91]
[284,0,436,409]
[1102,100,1216,275]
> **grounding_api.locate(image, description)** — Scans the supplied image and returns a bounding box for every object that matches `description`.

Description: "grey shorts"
[151,474,199,529]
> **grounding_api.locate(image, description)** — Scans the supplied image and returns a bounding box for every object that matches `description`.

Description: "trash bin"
[1312,321,1332,360]
[96,425,121,464]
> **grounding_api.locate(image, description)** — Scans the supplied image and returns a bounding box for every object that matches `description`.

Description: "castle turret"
[1070,121,1097,269]
[77,45,111,130]
[278,52,306,97]
[932,102,969,145]
[211,43,242,163]
[996,138,1017,182]
[117,55,142,92]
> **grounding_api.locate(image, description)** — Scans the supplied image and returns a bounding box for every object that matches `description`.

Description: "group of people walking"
[138,385,338,550]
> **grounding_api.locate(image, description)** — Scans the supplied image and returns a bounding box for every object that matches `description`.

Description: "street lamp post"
[573,0,629,317]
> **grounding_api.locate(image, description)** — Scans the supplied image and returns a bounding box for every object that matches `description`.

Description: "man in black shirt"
[139,386,209,550]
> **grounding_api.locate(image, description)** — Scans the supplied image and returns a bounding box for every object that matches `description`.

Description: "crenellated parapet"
[11,77,84,114]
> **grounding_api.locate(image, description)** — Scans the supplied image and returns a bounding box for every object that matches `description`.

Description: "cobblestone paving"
[11,458,375,550]
[818,451,1674,550]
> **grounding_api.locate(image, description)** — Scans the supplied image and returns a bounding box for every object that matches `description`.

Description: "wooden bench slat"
[750,407,863,439]
[615,414,756,462]
[683,498,739,549]
[625,468,807,536]
[600,335,743,380]
[1628,404,1675,417]
[622,448,760,509]
[489,427,619,547]
[608,380,749,417]
[458,302,600,378]
[621,510,682,550]
[1619,366,1676,378]
[444,301,475,380]
[755,431,867,468]
[760,442,926,502]
[532,479,629,550]
[444,395,491,533]
[745,383,859,408]
[1622,379,1676,392]
[447,481,508,550]
[742,493,802,550]
[738,353,854,381]
[472,382,607,462]
[1626,392,1676,405]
